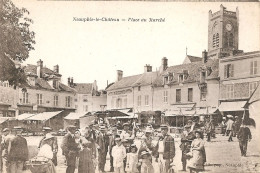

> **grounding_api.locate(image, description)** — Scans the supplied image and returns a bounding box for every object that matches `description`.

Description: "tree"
[0,0,35,86]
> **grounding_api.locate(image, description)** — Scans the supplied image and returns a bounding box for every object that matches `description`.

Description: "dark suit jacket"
[61,133,79,156]
[155,134,175,160]
[8,135,28,161]
[96,133,106,154]
[237,127,252,141]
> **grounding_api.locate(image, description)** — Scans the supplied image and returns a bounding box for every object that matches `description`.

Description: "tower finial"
[186,47,188,56]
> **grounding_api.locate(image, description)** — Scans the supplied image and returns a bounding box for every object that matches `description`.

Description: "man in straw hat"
[156,124,175,173]
[38,127,58,166]
[111,135,126,173]
[120,123,134,141]
[6,126,28,173]
[61,125,80,173]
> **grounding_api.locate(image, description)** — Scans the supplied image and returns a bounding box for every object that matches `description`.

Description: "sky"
[12,1,260,90]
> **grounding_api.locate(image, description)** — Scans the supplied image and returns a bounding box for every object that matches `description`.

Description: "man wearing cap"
[226,116,234,142]
[233,116,241,137]
[61,125,80,173]
[1,128,11,173]
[156,124,175,173]
[6,127,28,173]
[38,127,58,166]
[237,120,252,157]
[96,126,108,173]
[180,124,195,171]
[120,123,134,141]
[108,126,118,172]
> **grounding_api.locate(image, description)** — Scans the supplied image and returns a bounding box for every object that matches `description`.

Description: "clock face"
[226,23,233,31]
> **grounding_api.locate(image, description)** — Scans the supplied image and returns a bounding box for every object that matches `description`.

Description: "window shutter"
[230,64,234,77]
[254,61,257,74]
[224,65,227,78]
[250,61,253,75]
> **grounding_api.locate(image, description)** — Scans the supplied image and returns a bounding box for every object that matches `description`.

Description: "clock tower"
[208,5,239,59]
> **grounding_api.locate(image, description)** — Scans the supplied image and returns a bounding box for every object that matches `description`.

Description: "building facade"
[69,79,107,113]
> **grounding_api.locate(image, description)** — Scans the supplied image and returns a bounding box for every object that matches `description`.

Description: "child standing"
[112,136,127,173]
[125,144,139,173]
[139,150,154,173]
[78,141,95,173]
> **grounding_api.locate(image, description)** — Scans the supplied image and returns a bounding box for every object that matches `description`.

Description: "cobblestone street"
[24,129,260,173]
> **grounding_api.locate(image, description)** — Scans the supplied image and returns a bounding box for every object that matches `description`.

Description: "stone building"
[17,59,76,115]
[68,78,107,114]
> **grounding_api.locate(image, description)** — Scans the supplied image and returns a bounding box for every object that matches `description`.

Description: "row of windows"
[21,93,72,107]
[75,105,88,112]
[224,60,258,79]
[224,82,258,99]
[111,98,127,108]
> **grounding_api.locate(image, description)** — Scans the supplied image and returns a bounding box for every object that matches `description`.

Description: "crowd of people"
[0,114,253,173]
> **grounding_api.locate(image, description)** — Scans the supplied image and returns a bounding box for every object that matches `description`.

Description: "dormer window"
[53,80,59,89]
[164,76,169,85]
[178,74,184,83]
[200,71,206,83]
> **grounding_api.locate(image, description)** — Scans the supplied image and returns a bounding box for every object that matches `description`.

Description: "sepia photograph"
[0,0,260,173]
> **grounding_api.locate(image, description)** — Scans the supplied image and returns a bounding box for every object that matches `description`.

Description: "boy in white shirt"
[112,136,127,173]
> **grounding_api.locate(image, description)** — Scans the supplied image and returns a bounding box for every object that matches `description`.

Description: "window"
[200,71,206,83]
[249,82,258,96]
[176,89,181,102]
[226,85,234,99]
[137,95,141,106]
[188,88,193,102]
[213,34,216,48]
[53,80,58,89]
[22,92,29,104]
[250,61,258,75]
[224,64,234,78]
[37,94,43,105]
[200,87,207,101]
[124,98,127,108]
[54,95,58,106]
[216,33,219,47]
[163,91,168,103]
[145,95,149,106]
[116,98,122,108]
[84,105,88,112]
[74,98,78,102]
[164,76,169,85]
[83,95,88,102]
[65,96,72,107]
[179,75,184,83]
[138,86,141,91]
[229,33,233,47]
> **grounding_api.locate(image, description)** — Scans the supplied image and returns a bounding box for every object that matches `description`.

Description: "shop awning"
[219,101,247,112]
[195,108,218,115]
[170,103,195,111]
[164,110,197,117]
[26,111,62,121]
[64,112,86,120]
[16,113,36,120]
[0,117,16,124]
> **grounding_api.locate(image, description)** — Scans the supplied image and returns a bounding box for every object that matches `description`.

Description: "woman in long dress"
[187,130,206,173]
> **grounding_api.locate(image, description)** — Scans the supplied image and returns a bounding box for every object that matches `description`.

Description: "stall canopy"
[0,117,16,124]
[196,108,218,115]
[26,111,63,121]
[219,101,247,112]
[16,113,36,120]
[64,112,86,120]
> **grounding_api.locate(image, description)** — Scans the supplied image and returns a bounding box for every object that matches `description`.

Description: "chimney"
[71,77,74,86]
[159,57,168,73]
[53,65,59,73]
[37,59,43,78]
[202,50,208,63]
[116,70,123,82]
[144,64,152,73]
[68,77,71,86]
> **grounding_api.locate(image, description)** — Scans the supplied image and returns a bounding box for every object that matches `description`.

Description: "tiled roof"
[106,74,142,91]
[59,83,77,92]
[153,59,219,87]
[35,78,53,90]
[187,55,202,62]
[106,72,159,91]
[24,64,61,77]
[73,83,93,94]
[132,72,159,87]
